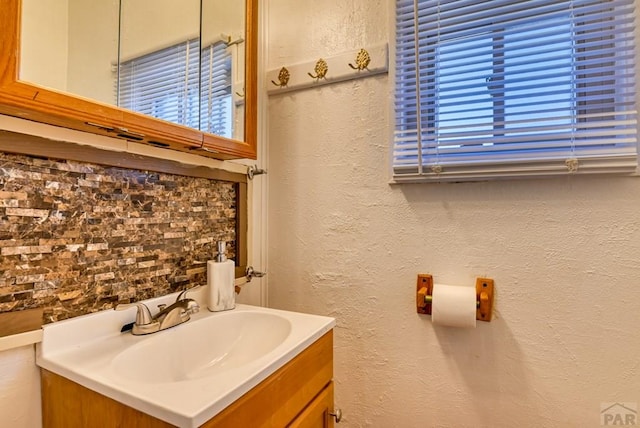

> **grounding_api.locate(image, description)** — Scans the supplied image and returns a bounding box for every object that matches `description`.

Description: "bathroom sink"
[111,311,292,383]
[36,291,335,428]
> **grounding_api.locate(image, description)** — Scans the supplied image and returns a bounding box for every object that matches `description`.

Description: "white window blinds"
[118,40,232,137]
[118,39,201,129]
[393,0,638,182]
[200,42,233,139]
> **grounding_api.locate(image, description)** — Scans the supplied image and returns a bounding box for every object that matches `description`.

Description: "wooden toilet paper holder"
[416,274,494,322]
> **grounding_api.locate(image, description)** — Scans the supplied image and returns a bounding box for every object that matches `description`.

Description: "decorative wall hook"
[348,48,371,71]
[271,67,291,87]
[308,58,328,81]
[266,43,388,95]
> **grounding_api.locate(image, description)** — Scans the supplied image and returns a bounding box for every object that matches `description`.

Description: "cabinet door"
[288,382,335,428]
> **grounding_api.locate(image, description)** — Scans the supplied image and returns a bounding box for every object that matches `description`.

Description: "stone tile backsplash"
[0,151,236,323]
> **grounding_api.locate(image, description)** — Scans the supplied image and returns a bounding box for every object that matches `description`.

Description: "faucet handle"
[184,301,200,315]
[176,285,202,302]
[115,302,153,326]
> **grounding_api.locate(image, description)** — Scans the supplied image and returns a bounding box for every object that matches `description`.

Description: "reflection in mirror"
[201,0,246,141]
[117,0,245,140]
[117,0,201,129]
[19,0,120,105]
[19,0,247,142]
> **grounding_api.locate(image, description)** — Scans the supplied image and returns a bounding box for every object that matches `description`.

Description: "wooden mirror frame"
[0,0,257,161]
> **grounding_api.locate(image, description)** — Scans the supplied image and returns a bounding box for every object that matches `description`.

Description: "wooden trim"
[0,0,257,160]
[235,182,249,278]
[41,331,334,428]
[0,0,20,87]
[244,0,259,157]
[0,130,246,183]
[0,307,43,337]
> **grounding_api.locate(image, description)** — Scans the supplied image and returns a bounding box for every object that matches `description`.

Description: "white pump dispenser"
[207,241,236,312]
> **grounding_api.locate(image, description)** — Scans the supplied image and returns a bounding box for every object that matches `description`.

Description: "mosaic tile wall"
[0,151,236,323]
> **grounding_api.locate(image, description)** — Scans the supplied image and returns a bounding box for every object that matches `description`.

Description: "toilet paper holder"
[416,274,494,322]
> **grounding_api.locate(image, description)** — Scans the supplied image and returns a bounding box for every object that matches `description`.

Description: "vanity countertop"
[36,290,335,428]
[0,329,42,352]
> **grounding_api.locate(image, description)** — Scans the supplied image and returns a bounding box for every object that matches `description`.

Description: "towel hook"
[271,67,291,87]
[348,48,371,71]
[308,58,328,81]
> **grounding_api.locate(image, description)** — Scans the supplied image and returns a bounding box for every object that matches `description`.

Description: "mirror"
[0,0,256,160]
[19,0,120,105]
[200,0,246,141]
[19,0,245,142]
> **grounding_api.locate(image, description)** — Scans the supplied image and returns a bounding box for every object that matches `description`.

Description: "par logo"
[601,402,637,426]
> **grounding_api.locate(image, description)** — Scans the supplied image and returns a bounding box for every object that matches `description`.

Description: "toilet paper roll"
[431,283,477,328]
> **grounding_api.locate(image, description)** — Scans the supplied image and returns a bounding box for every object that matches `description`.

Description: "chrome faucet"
[116,287,200,335]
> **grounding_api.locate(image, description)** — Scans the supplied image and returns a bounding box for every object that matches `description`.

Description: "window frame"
[391,0,638,183]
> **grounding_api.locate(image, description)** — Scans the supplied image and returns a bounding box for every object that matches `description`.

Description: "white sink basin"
[36,290,335,428]
[111,311,292,383]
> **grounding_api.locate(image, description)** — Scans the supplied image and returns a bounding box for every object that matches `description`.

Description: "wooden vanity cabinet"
[287,382,335,428]
[41,330,334,428]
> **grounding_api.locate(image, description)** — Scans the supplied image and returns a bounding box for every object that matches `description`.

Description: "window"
[393,0,637,182]
[118,39,233,137]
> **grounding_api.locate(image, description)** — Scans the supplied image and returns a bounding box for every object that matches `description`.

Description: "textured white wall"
[266,1,640,427]
[0,346,41,428]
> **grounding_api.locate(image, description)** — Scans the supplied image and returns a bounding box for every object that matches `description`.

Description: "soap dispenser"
[207,241,236,312]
